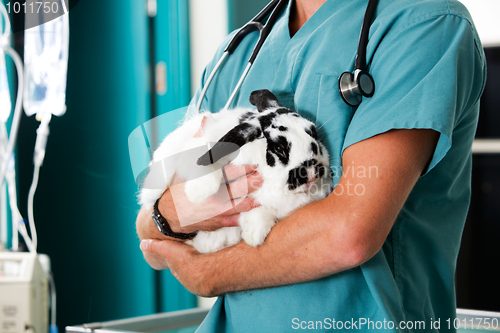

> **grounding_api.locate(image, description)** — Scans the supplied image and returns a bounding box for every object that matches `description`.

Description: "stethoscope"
[195,0,378,114]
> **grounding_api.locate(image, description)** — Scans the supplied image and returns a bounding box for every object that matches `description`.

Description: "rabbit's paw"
[240,207,277,247]
[190,227,241,254]
[184,170,222,204]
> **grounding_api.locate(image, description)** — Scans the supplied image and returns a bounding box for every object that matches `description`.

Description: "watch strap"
[152,199,197,240]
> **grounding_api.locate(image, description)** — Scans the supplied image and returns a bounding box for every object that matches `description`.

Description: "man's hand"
[161,164,263,234]
[136,163,263,269]
[140,238,213,296]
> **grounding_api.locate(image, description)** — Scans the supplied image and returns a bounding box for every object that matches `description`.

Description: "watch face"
[152,214,164,233]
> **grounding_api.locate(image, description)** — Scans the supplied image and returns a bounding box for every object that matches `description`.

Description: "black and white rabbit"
[140,90,332,253]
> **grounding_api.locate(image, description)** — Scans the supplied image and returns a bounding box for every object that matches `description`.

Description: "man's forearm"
[200,195,363,295]
[197,129,438,295]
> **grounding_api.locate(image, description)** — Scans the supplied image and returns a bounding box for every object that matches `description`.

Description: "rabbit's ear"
[197,123,262,166]
[249,90,282,112]
[193,115,208,138]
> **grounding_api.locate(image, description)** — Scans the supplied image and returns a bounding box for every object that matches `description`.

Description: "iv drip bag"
[24,0,69,117]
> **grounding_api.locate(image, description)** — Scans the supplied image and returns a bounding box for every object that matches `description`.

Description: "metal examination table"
[65,308,209,333]
[66,308,500,333]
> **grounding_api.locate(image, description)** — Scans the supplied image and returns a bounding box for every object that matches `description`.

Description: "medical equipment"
[195,0,287,113]
[0,50,10,122]
[195,0,378,114]
[23,1,69,118]
[0,0,26,252]
[0,3,24,193]
[66,308,210,333]
[338,0,377,106]
[0,1,69,332]
[0,47,8,248]
[0,252,49,333]
[22,0,70,253]
[0,5,10,123]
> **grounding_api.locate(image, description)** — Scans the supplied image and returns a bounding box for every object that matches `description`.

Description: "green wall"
[228,0,272,31]
[153,0,197,313]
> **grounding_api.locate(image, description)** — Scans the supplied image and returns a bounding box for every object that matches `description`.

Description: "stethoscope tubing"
[195,0,289,114]
[196,52,229,114]
[355,0,378,71]
[195,0,376,114]
[225,0,283,55]
[224,63,252,110]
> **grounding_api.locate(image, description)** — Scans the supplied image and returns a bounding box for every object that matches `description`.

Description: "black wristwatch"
[152,199,198,240]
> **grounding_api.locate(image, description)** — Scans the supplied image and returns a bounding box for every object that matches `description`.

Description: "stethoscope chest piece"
[338,69,375,107]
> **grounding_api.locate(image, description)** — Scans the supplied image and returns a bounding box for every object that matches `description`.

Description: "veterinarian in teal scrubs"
[137,0,486,332]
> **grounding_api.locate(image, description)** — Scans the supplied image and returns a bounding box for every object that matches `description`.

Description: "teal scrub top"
[189,0,486,332]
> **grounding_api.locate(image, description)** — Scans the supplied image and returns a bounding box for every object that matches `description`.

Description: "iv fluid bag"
[24,1,69,117]
[0,50,10,122]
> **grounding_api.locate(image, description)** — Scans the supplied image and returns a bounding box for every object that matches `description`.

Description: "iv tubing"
[1,124,34,252]
[0,3,10,41]
[27,163,40,252]
[0,46,24,189]
[27,115,50,253]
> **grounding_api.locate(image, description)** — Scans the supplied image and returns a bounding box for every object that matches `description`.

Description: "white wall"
[459,0,500,47]
[189,0,229,94]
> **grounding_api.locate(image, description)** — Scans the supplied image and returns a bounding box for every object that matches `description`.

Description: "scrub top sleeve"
[342,14,486,174]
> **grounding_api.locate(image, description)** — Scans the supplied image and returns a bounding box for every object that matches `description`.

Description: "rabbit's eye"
[273,144,284,154]
[268,136,291,165]
[272,144,289,160]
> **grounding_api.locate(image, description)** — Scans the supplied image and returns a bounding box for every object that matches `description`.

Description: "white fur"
[140,103,332,253]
